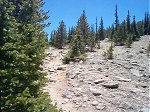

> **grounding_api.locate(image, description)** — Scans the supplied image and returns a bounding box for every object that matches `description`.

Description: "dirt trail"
[43,48,77,112]
[42,36,150,112]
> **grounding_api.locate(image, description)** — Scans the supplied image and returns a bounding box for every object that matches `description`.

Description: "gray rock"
[94,79,105,84]
[92,100,99,106]
[96,104,105,110]
[90,88,101,96]
[119,102,133,109]
[56,65,66,70]
[97,68,102,71]
[102,82,119,89]
[139,108,150,112]
[131,69,142,77]
[115,76,131,82]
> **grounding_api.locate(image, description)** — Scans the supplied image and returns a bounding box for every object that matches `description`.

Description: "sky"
[43,0,149,37]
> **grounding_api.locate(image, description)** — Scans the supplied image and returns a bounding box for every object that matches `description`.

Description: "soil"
[42,35,150,112]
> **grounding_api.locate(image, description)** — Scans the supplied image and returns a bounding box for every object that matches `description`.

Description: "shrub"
[147,43,150,55]
[103,44,114,59]
[125,34,133,48]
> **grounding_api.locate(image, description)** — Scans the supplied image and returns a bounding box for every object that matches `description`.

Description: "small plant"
[147,43,150,55]
[97,41,101,49]
[125,34,133,48]
[103,44,114,59]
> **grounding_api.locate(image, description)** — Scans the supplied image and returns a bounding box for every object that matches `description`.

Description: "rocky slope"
[42,35,150,112]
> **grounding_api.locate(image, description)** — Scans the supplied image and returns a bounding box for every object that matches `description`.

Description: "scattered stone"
[129,87,145,93]
[49,79,56,82]
[139,108,150,112]
[131,69,142,77]
[115,76,131,82]
[57,65,66,70]
[119,102,134,109]
[92,100,99,106]
[90,88,101,96]
[97,68,102,71]
[94,79,105,84]
[139,50,144,53]
[102,82,119,89]
[127,54,133,58]
[96,104,105,110]
[48,69,55,72]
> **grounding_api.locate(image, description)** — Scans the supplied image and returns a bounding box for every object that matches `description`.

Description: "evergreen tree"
[125,33,133,48]
[114,4,119,31]
[149,15,150,35]
[144,12,149,35]
[88,25,96,51]
[76,10,90,44]
[68,27,75,43]
[95,17,99,42]
[126,10,131,33]
[98,17,105,40]
[137,20,144,36]
[131,16,140,40]
[0,0,58,112]
[52,20,67,49]
[63,29,86,63]
[110,24,115,40]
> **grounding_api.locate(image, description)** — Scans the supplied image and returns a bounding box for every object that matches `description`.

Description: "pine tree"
[95,17,99,42]
[76,10,90,44]
[98,17,105,40]
[126,10,131,33]
[110,24,115,40]
[114,4,119,31]
[125,33,133,48]
[63,29,86,63]
[149,15,150,35]
[137,20,144,36]
[68,26,75,43]
[53,20,67,49]
[144,12,149,35]
[88,25,96,52]
[0,0,58,111]
[131,16,140,41]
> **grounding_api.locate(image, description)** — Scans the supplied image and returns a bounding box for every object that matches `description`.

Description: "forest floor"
[42,35,150,112]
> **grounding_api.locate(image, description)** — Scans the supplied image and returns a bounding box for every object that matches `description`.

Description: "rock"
[48,69,55,72]
[82,105,86,107]
[49,79,56,82]
[94,79,105,84]
[139,50,144,53]
[127,54,133,58]
[62,91,73,99]
[90,88,101,96]
[131,69,142,77]
[92,100,99,106]
[129,87,145,93]
[115,76,131,82]
[67,69,81,79]
[97,68,102,71]
[139,108,150,112]
[56,65,66,70]
[119,102,133,109]
[102,82,119,89]
[96,104,105,110]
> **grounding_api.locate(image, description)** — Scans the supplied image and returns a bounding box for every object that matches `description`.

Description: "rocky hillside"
[42,35,150,112]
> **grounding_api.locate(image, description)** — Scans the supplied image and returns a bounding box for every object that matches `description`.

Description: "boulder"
[56,65,66,70]
[115,76,131,82]
[102,82,119,89]
[92,100,99,106]
[96,104,105,110]
[90,88,101,96]
[94,79,105,84]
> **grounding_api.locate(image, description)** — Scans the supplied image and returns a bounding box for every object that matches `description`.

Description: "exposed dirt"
[42,35,150,112]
